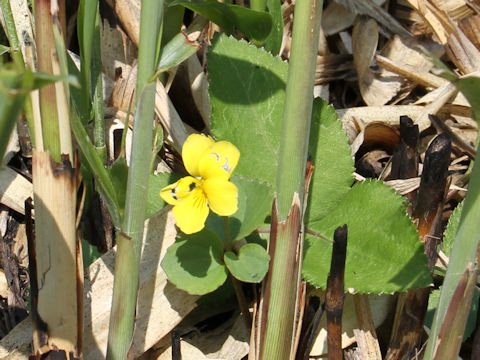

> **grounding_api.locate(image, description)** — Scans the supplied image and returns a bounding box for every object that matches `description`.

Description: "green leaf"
[70,109,121,227]
[206,175,273,242]
[208,34,353,219]
[224,243,270,283]
[303,180,431,294]
[108,156,129,221]
[146,172,181,219]
[0,44,9,56]
[306,100,354,222]
[263,0,283,54]
[209,34,287,185]
[155,32,201,76]
[207,34,428,294]
[442,201,464,257]
[453,75,480,121]
[161,228,228,295]
[77,0,98,94]
[0,69,31,163]
[171,0,272,43]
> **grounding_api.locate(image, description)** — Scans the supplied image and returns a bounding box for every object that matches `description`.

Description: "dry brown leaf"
[143,315,249,360]
[459,14,480,50]
[335,0,412,37]
[377,35,447,89]
[352,17,402,106]
[0,209,198,359]
[100,18,137,82]
[322,1,357,36]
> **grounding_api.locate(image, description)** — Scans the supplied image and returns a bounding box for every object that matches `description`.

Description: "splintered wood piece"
[352,294,382,360]
[0,167,32,215]
[326,225,348,360]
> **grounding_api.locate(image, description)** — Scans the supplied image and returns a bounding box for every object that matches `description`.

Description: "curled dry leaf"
[352,17,402,106]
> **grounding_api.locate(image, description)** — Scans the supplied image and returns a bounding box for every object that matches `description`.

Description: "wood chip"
[0,168,32,216]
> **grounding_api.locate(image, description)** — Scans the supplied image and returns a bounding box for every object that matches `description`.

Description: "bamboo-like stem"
[106,0,163,358]
[35,0,60,160]
[29,1,81,356]
[250,0,267,12]
[258,2,323,359]
[275,1,322,219]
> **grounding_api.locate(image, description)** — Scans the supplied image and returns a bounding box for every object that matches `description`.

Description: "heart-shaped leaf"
[224,243,270,283]
[161,228,228,295]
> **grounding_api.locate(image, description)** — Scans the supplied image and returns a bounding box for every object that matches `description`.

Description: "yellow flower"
[160,134,240,234]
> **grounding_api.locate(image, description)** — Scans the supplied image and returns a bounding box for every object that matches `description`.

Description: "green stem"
[223,217,252,329]
[423,156,480,359]
[92,7,106,163]
[259,1,322,359]
[106,0,163,358]
[275,0,322,219]
[250,0,267,12]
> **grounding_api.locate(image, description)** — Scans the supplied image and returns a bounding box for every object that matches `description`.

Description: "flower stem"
[257,1,323,359]
[106,0,163,358]
[223,217,252,330]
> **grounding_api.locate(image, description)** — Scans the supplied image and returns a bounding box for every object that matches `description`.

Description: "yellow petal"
[203,178,238,216]
[198,141,240,180]
[182,134,215,177]
[172,188,209,234]
[160,176,201,205]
